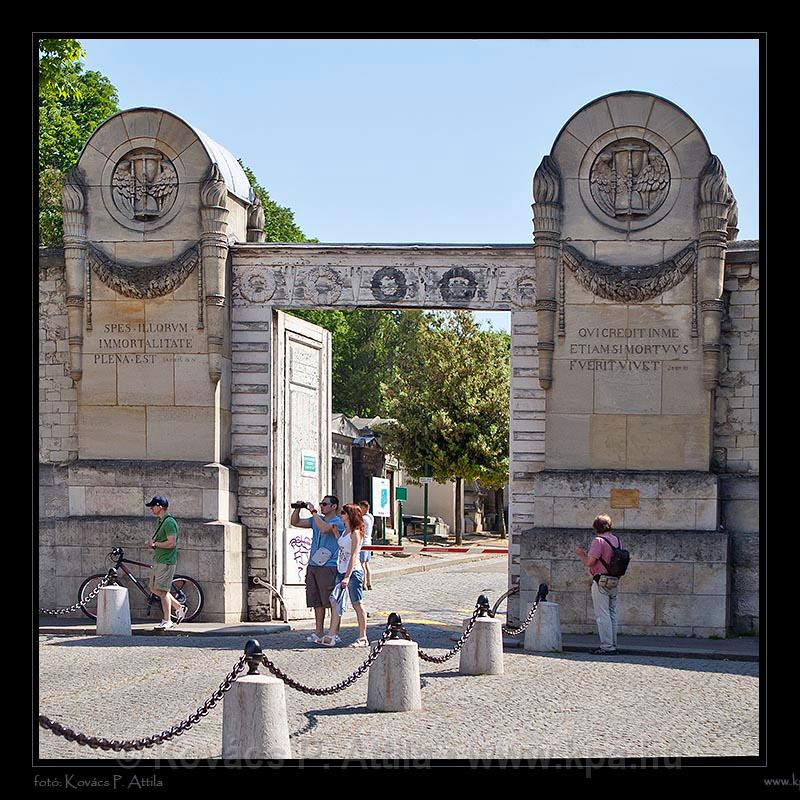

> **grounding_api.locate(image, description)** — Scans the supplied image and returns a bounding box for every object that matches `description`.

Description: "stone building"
[39,94,758,633]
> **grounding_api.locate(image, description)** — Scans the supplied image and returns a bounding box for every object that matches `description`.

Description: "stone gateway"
[38,94,758,634]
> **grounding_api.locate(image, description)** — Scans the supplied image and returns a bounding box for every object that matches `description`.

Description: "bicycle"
[77,547,204,622]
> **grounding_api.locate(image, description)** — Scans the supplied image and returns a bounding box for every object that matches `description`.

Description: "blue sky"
[80,36,760,332]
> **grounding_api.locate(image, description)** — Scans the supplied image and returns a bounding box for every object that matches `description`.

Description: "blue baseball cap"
[145,496,169,508]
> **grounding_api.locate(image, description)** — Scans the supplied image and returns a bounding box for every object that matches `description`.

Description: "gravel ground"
[38,559,758,762]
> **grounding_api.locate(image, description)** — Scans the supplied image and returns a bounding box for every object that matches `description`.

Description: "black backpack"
[598,533,630,578]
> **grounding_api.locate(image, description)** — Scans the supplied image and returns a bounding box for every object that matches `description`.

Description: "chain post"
[476,595,492,618]
[244,639,263,675]
[536,583,549,603]
[40,652,248,751]
[387,613,404,640]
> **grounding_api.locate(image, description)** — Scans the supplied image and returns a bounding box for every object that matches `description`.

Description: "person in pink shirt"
[575,513,621,655]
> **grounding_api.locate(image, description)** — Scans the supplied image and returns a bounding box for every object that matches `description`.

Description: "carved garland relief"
[561,243,697,304]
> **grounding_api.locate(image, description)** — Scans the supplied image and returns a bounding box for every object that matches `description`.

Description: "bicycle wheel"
[170,575,204,622]
[77,574,111,621]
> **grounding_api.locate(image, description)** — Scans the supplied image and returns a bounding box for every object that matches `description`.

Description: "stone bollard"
[222,674,291,759]
[459,616,504,675]
[367,640,422,712]
[523,600,562,653]
[96,586,132,636]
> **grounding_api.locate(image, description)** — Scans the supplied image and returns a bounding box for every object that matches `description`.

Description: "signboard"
[419,476,433,485]
[610,488,640,509]
[301,450,318,477]
[395,486,408,501]
[372,477,391,518]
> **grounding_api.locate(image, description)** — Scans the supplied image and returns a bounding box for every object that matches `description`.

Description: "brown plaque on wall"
[610,489,640,509]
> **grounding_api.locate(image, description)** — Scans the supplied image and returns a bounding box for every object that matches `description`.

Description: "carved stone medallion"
[112,148,178,222]
[305,267,343,305]
[590,139,670,220]
[238,267,277,303]
[439,267,478,303]
[371,267,408,302]
[510,270,537,308]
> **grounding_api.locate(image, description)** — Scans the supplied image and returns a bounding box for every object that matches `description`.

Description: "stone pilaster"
[699,155,732,391]
[532,156,562,389]
[200,164,230,384]
[61,167,87,382]
[247,197,266,243]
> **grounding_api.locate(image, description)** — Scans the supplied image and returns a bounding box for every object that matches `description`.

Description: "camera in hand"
[291,501,308,509]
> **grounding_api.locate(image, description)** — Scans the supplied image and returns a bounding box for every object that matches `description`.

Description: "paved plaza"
[38,559,759,762]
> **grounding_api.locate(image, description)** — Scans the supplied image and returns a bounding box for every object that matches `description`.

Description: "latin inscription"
[568,327,691,372]
[91,321,195,365]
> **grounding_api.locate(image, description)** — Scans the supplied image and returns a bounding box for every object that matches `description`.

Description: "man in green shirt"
[145,496,185,629]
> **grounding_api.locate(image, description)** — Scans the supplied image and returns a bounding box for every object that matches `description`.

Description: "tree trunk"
[455,476,463,545]
[495,487,506,539]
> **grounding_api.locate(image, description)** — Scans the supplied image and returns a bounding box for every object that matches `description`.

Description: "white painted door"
[273,311,331,614]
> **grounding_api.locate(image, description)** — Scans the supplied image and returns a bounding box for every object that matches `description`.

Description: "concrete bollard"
[222,675,292,759]
[459,616,504,675]
[96,586,132,636]
[523,600,562,653]
[366,640,422,712]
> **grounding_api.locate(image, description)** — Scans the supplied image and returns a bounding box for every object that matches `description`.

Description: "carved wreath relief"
[238,267,277,303]
[510,270,537,308]
[590,139,670,219]
[439,267,478,303]
[304,267,343,305]
[112,148,178,221]
[371,267,408,302]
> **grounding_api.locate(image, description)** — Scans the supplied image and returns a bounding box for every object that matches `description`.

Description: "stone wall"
[520,527,728,637]
[507,309,546,626]
[39,249,78,463]
[715,241,759,635]
[715,242,759,475]
[520,471,728,636]
[39,461,245,622]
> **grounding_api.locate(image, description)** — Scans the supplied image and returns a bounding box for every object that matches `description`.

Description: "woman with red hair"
[321,502,369,647]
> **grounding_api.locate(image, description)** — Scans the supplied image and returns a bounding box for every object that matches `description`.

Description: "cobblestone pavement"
[38,559,758,761]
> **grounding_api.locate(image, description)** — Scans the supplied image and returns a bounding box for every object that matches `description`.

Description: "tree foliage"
[377,312,510,539]
[289,309,427,418]
[38,39,120,245]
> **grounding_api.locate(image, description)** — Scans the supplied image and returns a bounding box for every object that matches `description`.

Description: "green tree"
[377,312,510,543]
[38,39,120,244]
[288,309,426,417]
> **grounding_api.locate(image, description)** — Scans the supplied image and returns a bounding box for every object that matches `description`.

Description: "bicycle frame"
[110,554,163,609]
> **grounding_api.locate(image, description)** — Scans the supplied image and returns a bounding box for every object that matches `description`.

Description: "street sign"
[372,477,390,517]
[300,451,317,477]
[395,486,408,501]
[419,476,433,485]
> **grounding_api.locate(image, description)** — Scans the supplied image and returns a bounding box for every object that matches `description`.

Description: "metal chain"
[38,569,116,616]
[39,654,247,751]
[411,602,484,664]
[502,600,539,636]
[260,629,392,695]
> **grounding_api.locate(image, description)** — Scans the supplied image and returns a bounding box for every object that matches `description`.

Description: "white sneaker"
[155,620,175,630]
[175,605,187,624]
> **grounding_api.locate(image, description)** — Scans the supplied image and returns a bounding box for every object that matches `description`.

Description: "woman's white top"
[337,529,363,574]
[363,513,374,545]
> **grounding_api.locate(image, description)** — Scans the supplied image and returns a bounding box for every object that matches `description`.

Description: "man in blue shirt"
[290,495,345,644]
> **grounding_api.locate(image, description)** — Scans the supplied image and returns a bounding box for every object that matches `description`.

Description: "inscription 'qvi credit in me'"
[568,326,691,371]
